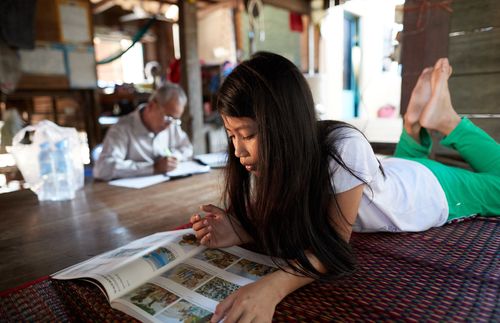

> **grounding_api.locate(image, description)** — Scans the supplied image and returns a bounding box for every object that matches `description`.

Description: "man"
[93,83,193,180]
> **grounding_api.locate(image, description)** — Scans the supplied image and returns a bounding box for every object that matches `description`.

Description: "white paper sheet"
[108,174,169,189]
[166,161,210,178]
[19,47,66,75]
[194,152,227,168]
[68,49,97,88]
[59,3,91,43]
[107,162,210,189]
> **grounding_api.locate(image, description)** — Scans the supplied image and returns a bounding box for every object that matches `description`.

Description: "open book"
[52,229,277,322]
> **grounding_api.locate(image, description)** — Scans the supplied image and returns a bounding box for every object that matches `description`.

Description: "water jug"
[53,139,75,200]
[38,141,56,201]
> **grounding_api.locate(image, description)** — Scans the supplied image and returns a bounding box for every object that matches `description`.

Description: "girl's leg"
[395,67,434,158]
[440,118,500,176]
[419,58,461,136]
[420,58,500,176]
[416,158,500,219]
[394,127,432,159]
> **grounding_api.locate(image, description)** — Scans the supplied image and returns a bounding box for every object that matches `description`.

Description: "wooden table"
[0,170,224,291]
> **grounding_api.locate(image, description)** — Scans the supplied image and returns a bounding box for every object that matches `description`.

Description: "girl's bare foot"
[419,58,461,136]
[404,67,433,141]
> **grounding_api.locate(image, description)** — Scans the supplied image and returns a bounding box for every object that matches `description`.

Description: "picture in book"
[118,245,277,322]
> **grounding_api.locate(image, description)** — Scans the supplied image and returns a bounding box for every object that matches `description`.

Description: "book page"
[112,246,277,322]
[52,229,205,301]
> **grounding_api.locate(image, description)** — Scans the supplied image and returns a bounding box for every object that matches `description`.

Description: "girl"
[190,52,500,322]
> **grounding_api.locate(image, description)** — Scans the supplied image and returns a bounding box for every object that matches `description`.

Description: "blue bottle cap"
[55,139,69,150]
[39,141,50,150]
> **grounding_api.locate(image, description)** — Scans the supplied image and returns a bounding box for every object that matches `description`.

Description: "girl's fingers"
[194,227,210,240]
[190,214,200,224]
[200,233,212,246]
[191,218,208,231]
[190,213,216,225]
[211,292,237,322]
[201,204,224,215]
[204,213,216,219]
[228,309,252,323]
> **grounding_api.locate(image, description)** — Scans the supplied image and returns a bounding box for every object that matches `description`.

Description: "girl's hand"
[210,278,282,323]
[190,204,252,248]
[211,269,315,323]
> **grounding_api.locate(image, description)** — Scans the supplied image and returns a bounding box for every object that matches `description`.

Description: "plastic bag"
[11,120,84,198]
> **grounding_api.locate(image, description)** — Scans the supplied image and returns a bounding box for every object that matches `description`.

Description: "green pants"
[394,118,500,220]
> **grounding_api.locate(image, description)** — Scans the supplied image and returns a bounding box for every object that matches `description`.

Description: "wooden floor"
[0,170,224,291]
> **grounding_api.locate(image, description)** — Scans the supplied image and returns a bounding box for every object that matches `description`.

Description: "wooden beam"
[197,0,238,20]
[450,0,500,33]
[92,0,115,14]
[179,0,205,154]
[262,0,310,15]
[233,4,244,55]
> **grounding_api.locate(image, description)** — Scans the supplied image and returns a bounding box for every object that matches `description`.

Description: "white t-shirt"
[328,127,448,232]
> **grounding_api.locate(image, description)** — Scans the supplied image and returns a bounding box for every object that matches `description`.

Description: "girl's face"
[222,115,259,174]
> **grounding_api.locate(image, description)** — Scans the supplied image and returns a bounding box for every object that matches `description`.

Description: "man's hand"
[154,156,178,173]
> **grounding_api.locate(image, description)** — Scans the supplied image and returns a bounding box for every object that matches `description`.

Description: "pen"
[165,147,172,157]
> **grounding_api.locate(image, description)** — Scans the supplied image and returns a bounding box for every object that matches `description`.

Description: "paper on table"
[166,161,210,177]
[108,174,169,189]
[107,162,210,189]
[194,152,227,168]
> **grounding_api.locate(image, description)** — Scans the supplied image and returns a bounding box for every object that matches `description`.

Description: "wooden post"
[155,21,175,80]
[233,4,243,60]
[400,0,452,115]
[179,0,205,154]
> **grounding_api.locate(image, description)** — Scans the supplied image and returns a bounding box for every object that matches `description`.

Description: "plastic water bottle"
[38,141,56,201]
[53,139,75,200]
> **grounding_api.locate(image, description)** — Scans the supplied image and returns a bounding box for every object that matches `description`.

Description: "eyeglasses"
[164,115,182,126]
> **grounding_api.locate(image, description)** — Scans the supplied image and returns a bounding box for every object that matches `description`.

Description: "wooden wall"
[401,0,500,165]
[448,0,500,140]
[437,0,500,162]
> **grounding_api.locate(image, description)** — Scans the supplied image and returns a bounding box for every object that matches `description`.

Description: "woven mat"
[1,217,498,322]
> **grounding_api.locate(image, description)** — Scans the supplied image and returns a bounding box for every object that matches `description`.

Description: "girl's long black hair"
[216,52,365,280]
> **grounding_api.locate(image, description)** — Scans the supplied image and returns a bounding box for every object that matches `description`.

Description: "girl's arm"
[211,184,365,322]
[329,183,365,241]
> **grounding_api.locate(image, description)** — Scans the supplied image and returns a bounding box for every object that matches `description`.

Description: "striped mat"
[1,217,498,322]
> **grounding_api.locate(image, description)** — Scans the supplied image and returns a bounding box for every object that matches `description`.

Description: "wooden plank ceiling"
[89,0,331,18]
